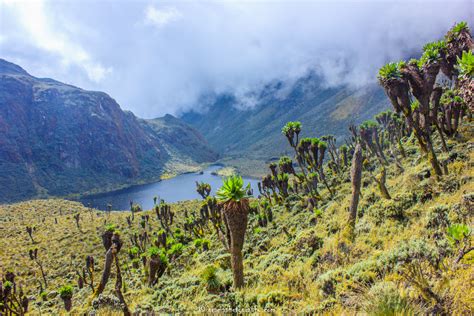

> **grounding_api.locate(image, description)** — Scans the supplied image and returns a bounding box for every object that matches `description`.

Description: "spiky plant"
[278,156,295,174]
[145,246,168,286]
[456,50,474,77]
[281,121,302,147]
[451,21,468,36]
[377,62,404,81]
[418,41,444,67]
[201,265,222,293]
[216,176,250,289]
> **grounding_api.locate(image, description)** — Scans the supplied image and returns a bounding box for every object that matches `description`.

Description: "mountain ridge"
[0,59,217,203]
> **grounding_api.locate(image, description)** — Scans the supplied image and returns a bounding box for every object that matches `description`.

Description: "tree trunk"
[62,297,72,312]
[147,256,166,286]
[349,145,363,231]
[114,255,131,316]
[95,248,113,296]
[376,167,391,199]
[222,200,249,289]
[426,136,444,177]
[230,246,244,289]
[435,123,449,153]
[398,139,406,158]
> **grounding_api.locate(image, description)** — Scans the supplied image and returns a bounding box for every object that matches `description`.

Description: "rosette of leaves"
[58,285,73,312]
[281,121,302,148]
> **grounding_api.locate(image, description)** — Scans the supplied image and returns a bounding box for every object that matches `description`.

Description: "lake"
[77,165,260,210]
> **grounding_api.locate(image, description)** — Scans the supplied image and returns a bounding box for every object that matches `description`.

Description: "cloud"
[0,0,112,83]
[0,0,471,118]
[144,5,182,28]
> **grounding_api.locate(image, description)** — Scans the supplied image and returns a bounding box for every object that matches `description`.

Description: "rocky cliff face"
[0,59,217,202]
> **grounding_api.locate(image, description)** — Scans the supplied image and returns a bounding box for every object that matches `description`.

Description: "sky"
[0,0,472,118]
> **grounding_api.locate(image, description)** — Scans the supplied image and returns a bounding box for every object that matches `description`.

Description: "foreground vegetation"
[1,22,473,314]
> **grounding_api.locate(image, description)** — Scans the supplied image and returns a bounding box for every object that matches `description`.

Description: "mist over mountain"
[1,0,471,117]
[181,72,389,174]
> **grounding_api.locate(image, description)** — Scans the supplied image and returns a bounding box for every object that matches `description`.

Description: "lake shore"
[65,163,208,202]
[77,165,260,210]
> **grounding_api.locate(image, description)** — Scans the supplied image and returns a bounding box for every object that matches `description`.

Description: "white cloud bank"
[1,0,112,83]
[0,0,472,117]
[144,5,182,28]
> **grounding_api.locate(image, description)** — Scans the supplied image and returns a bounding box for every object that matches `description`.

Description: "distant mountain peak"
[0,58,29,75]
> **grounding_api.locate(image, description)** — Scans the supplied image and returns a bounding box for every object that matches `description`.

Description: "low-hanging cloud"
[0,0,472,118]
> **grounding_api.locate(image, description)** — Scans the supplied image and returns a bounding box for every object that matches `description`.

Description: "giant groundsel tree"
[216,175,250,289]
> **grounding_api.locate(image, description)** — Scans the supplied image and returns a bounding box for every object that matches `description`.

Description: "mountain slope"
[142,114,218,164]
[181,73,389,174]
[0,59,217,202]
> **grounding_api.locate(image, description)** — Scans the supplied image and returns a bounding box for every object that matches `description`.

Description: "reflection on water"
[77,165,260,210]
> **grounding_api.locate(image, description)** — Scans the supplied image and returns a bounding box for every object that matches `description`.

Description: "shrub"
[193,238,203,249]
[104,224,116,232]
[425,205,450,232]
[146,246,168,265]
[369,192,418,223]
[167,243,184,257]
[362,281,415,315]
[257,290,288,308]
[447,223,470,244]
[379,239,443,271]
[292,230,324,256]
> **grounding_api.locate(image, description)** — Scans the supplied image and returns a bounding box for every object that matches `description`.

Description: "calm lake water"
[77,165,260,210]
